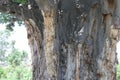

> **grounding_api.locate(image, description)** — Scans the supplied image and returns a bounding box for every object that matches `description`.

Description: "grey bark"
[0,0,120,80]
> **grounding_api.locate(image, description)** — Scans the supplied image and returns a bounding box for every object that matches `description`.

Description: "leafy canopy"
[0,12,23,31]
[0,27,31,80]
[12,0,27,4]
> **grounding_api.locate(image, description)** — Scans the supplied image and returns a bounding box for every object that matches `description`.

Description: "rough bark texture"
[0,0,120,80]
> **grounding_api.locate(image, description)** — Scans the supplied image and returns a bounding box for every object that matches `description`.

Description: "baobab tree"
[0,0,120,80]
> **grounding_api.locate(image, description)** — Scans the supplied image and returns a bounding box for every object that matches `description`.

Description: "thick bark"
[33,0,119,80]
[0,0,120,80]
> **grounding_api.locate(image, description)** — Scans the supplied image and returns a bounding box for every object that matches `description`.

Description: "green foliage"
[0,27,28,64]
[117,64,120,80]
[0,30,11,61]
[12,0,27,4]
[0,67,6,78]
[0,28,32,80]
[0,65,32,80]
[0,13,12,24]
[0,13,23,31]
[7,49,28,66]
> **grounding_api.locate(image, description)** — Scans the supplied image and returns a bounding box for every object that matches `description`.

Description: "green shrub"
[0,65,32,80]
[0,67,6,78]
[117,64,120,80]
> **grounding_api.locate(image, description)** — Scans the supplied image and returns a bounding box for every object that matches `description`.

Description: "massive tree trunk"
[0,0,120,80]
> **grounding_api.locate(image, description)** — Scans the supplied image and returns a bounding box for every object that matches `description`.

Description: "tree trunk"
[1,0,119,80]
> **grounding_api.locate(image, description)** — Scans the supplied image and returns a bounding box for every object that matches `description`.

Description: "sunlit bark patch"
[43,9,58,79]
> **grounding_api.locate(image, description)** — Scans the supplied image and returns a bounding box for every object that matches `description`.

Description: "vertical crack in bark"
[75,44,81,80]
[64,44,76,80]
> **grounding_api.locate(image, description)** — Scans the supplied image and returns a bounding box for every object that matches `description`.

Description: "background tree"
[7,48,28,66]
[0,29,32,80]
[0,0,120,80]
[0,30,11,62]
